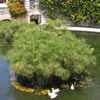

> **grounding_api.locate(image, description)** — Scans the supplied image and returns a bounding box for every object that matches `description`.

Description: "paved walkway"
[58,27,100,33]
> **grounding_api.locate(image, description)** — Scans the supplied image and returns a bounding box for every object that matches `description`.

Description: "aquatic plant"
[0,21,21,42]
[6,19,96,87]
[0,21,35,43]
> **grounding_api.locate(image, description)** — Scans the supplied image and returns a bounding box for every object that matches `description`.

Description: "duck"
[48,90,57,99]
[51,88,60,93]
[70,84,75,90]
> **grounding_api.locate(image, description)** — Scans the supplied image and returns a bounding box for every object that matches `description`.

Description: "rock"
[78,84,84,88]
[74,84,79,88]
[41,89,48,95]
[75,84,84,88]
[84,70,91,76]
[35,92,41,95]
[24,88,35,93]
[85,76,93,82]
[61,84,69,90]
[80,81,88,86]
[11,81,35,93]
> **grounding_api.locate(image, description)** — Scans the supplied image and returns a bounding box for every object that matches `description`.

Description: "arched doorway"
[30,15,41,24]
[0,19,11,22]
[1,19,10,21]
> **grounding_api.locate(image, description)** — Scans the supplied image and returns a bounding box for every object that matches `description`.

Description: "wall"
[0,4,11,21]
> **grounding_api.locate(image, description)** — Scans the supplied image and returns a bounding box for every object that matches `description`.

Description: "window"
[0,0,6,3]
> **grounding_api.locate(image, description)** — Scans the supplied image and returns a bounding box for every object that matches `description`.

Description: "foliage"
[0,21,31,42]
[6,19,96,86]
[0,21,24,42]
[39,0,100,26]
[8,0,27,18]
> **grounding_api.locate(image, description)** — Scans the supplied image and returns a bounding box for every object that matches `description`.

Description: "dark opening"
[30,15,41,24]
[2,19,10,21]
[30,19,38,24]
[0,19,10,23]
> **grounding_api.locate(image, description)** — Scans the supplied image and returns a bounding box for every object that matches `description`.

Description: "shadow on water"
[0,33,100,100]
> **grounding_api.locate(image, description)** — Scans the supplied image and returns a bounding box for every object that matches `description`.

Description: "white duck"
[52,88,60,93]
[70,84,75,90]
[48,90,57,99]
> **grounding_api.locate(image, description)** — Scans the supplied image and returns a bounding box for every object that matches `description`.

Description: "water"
[0,33,100,100]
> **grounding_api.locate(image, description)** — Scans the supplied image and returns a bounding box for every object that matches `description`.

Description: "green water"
[0,33,100,100]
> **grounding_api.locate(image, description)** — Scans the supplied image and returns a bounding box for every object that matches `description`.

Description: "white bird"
[48,90,57,99]
[70,84,75,90]
[52,88,60,93]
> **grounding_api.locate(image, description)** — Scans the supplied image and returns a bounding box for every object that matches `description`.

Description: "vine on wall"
[8,0,27,18]
[39,0,100,26]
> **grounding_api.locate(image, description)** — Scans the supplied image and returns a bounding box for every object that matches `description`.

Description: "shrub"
[6,20,96,87]
[0,21,32,42]
[0,21,18,42]
[8,0,27,18]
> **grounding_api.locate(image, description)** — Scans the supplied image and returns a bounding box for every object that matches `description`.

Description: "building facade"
[0,0,47,24]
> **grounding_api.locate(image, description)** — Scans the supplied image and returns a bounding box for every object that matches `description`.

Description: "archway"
[30,15,41,24]
[0,19,11,22]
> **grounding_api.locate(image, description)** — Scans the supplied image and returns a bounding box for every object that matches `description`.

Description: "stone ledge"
[0,4,8,8]
[67,27,100,33]
[57,27,100,33]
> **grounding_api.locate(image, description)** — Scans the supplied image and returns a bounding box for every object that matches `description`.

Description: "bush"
[39,0,100,25]
[0,21,18,42]
[0,21,30,42]
[8,0,27,18]
[6,20,96,87]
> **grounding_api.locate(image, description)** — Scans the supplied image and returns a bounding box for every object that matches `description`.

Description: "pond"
[0,33,100,100]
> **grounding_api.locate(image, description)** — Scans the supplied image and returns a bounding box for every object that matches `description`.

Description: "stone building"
[0,0,47,24]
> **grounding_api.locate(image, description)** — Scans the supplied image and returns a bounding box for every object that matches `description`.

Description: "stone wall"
[0,5,11,21]
[11,16,29,22]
